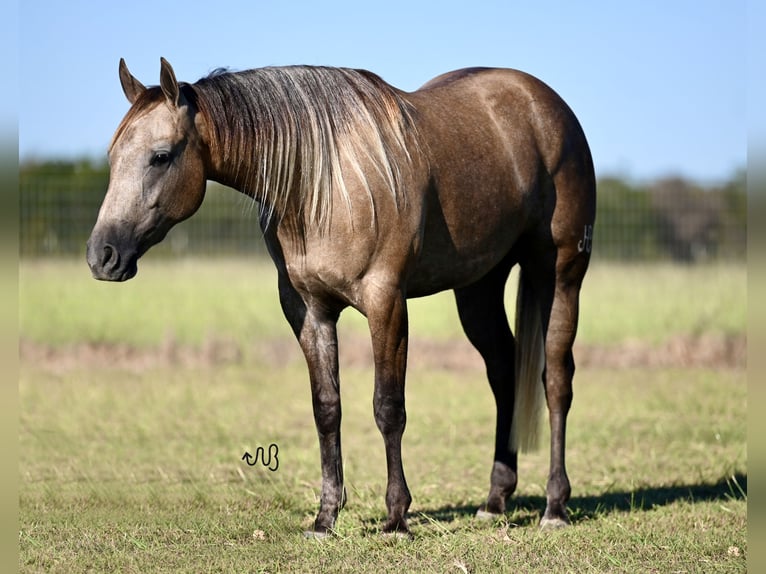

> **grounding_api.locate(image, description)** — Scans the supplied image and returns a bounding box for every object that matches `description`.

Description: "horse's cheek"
[168,164,205,222]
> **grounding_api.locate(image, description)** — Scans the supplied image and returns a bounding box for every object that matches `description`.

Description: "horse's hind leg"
[533,251,588,529]
[533,188,593,529]
[454,261,518,517]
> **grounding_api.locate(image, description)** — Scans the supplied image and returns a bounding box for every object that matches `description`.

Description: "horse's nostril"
[102,244,119,270]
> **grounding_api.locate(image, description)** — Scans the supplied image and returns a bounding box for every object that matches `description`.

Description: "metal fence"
[20,167,747,262]
[595,175,746,262]
[20,171,269,258]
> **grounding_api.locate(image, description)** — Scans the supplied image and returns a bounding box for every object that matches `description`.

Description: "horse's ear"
[119,58,146,105]
[159,57,180,107]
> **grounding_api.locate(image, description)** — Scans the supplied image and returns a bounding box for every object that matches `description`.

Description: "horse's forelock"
[109,87,166,154]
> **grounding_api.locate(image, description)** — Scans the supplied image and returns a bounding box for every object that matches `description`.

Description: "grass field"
[19,259,746,347]
[19,259,747,572]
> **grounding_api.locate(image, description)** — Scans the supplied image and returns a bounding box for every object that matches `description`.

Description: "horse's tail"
[510,268,546,453]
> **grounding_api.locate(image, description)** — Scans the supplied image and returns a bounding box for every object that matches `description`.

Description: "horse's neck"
[203,139,258,201]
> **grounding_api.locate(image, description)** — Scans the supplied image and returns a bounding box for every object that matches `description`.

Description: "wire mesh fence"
[20,168,269,258]
[20,164,746,262]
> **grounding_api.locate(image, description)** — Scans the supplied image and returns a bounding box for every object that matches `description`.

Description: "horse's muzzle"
[86,229,139,282]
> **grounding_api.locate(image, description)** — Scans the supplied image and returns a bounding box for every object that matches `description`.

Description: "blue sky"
[19,0,746,183]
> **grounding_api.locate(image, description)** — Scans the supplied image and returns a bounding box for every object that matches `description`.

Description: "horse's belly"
[405,213,522,298]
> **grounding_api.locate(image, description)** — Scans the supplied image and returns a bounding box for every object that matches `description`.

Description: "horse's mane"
[187,66,418,230]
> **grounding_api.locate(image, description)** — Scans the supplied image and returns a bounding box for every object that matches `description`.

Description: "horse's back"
[416,67,497,90]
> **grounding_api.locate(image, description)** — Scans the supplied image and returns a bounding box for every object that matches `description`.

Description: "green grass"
[580,262,746,344]
[19,259,747,572]
[20,361,746,572]
[19,259,746,347]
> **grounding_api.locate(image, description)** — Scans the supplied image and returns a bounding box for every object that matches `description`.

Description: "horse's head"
[87,58,208,281]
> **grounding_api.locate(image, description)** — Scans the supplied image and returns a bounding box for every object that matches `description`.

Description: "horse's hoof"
[303,529,332,540]
[381,529,413,541]
[539,516,570,530]
[475,508,503,521]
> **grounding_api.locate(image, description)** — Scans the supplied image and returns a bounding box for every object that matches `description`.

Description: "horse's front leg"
[366,288,412,535]
[278,278,345,537]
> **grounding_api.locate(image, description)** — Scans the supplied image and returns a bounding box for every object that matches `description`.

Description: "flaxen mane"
[189,66,418,229]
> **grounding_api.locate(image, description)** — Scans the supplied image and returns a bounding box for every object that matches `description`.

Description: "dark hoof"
[381,529,413,541]
[539,516,570,530]
[381,516,411,539]
[303,529,333,540]
[475,508,503,521]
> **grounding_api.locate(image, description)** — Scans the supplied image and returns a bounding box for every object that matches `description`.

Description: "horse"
[87,58,596,537]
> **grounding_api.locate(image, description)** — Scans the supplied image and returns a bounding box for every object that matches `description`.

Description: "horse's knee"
[312,394,341,436]
[373,392,406,436]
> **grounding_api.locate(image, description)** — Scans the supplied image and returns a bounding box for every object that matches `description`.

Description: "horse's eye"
[151,151,171,167]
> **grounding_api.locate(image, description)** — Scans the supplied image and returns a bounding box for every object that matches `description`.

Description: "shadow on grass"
[414,473,747,528]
